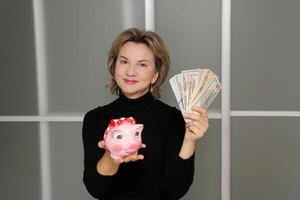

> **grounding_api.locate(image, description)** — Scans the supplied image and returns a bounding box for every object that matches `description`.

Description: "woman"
[82,28,209,200]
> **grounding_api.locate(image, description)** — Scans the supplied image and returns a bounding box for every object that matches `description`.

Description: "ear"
[134,124,144,132]
[151,72,159,85]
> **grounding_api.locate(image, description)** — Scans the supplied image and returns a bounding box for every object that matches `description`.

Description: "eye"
[120,59,128,64]
[139,63,147,67]
[135,131,140,137]
[116,134,123,141]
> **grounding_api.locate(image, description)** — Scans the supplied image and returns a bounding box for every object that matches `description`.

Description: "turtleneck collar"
[115,90,155,112]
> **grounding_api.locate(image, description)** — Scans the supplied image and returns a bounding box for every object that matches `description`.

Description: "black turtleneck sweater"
[82,91,195,200]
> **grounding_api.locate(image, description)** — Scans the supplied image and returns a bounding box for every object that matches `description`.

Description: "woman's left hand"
[183,106,209,143]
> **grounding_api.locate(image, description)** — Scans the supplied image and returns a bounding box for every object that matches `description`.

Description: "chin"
[120,88,137,95]
[121,89,148,98]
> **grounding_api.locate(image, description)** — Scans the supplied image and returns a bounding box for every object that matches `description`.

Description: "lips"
[124,79,138,84]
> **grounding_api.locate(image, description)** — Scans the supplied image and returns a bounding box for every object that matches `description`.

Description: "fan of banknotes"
[169,68,221,113]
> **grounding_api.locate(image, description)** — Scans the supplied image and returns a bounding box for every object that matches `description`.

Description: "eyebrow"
[119,56,150,63]
[119,56,128,60]
[138,59,150,63]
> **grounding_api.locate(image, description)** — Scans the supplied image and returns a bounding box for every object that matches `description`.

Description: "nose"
[126,64,136,77]
[129,143,140,151]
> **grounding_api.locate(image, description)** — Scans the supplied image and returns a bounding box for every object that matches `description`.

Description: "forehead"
[118,41,155,61]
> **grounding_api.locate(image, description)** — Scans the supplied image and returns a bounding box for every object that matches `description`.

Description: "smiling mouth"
[124,79,138,84]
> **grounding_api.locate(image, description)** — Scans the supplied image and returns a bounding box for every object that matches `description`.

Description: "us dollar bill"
[170,68,221,113]
[169,74,184,111]
[193,76,221,110]
[182,69,201,111]
[188,70,214,109]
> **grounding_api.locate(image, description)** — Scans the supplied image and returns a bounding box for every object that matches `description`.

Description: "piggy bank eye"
[135,131,140,137]
[116,134,123,141]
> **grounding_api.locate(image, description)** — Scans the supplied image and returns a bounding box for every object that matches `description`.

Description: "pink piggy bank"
[103,117,143,159]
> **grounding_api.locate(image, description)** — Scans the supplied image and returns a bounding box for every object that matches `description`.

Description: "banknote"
[188,74,221,111]
[169,68,221,114]
[190,70,215,109]
[181,69,201,111]
[169,74,184,111]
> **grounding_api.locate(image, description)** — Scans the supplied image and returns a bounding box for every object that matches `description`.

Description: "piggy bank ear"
[135,124,144,132]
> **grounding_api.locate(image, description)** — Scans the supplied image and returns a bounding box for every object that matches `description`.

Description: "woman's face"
[115,41,158,99]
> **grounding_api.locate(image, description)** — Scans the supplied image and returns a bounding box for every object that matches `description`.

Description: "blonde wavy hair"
[106,28,170,99]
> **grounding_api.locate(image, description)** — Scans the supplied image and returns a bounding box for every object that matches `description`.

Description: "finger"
[131,154,144,162]
[197,116,208,124]
[123,156,131,163]
[192,106,208,119]
[140,143,147,148]
[194,123,208,134]
[124,155,137,163]
[188,125,200,136]
[123,154,137,163]
[186,123,191,128]
[124,154,144,163]
[192,106,207,114]
[188,126,206,138]
[137,154,144,160]
[183,112,202,122]
[114,158,124,164]
[202,110,208,120]
[197,109,208,119]
[190,120,205,130]
[185,111,209,123]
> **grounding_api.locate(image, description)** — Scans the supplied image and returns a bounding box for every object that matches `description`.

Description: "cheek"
[112,144,123,153]
[141,69,157,82]
[134,136,142,143]
[115,64,125,77]
[129,143,140,150]
[114,66,125,85]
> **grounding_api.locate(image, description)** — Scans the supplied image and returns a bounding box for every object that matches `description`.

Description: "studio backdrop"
[1,0,300,200]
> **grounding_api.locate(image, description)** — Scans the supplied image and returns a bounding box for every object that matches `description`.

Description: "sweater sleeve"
[82,109,115,199]
[160,108,195,199]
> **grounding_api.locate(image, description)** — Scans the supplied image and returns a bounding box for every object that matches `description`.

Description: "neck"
[116,90,154,112]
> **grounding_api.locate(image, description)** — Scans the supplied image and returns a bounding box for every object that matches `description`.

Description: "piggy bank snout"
[128,142,141,151]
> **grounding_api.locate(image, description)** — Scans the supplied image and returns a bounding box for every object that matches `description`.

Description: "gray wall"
[231,0,300,199]
[231,0,300,110]
[1,0,300,200]
[0,1,40,199]
[156,1,222,199]
[0,0,38,115]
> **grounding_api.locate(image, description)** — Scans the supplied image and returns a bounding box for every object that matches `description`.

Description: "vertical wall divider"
[145,0,155,31]
[221,0,231,200]
[121,0,134,29]
[32,0,51,200]
[147,0,231,199]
